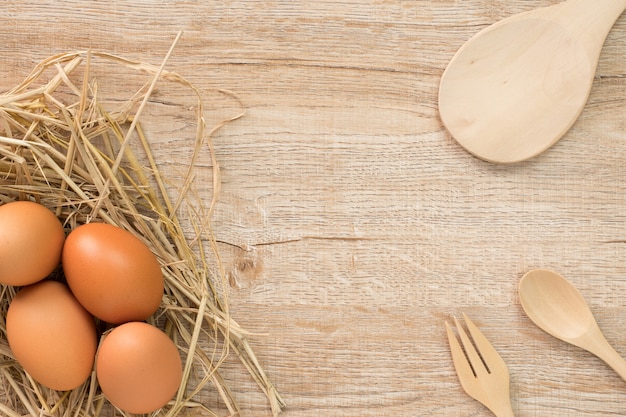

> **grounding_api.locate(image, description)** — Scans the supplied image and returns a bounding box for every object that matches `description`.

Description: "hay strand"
[0,38,285,416]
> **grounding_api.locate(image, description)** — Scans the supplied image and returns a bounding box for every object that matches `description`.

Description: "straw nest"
[0,36,284,417]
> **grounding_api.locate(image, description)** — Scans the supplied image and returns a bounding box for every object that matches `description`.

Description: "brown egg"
[62,223,163,324]
[0,201,65,286]
[96,321,182,413]
[6,280,97,391]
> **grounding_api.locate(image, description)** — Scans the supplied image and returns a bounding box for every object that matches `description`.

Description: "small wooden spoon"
[439,0,626,163]
[519,269,626,381]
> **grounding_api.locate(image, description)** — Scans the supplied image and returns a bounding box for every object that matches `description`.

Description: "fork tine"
[463,313,508,375]
[445,320,475,384]
[446,314,515,417]
[453,315,489,377]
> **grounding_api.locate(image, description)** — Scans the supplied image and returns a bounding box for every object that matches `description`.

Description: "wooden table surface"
[3,1,626,416]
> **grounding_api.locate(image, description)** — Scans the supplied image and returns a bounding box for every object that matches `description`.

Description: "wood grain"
[2,0,626,415]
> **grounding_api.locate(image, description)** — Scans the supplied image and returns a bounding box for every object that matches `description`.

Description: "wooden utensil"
[446,314,515,417]
[438,0,626,164]
[519,269,626,381]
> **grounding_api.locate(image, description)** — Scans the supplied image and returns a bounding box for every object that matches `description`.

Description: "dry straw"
[0,34,285,416]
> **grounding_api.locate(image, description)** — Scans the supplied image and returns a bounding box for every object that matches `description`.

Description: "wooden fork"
[445,314,515,417]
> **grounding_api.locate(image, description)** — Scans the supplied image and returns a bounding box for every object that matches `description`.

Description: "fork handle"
[490,399,516,417]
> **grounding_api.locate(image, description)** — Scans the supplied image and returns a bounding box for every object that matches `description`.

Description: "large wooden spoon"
[439,0,626,163]
[519,269,626,381]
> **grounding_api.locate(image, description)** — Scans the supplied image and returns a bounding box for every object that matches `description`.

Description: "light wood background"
[2,1,626,415]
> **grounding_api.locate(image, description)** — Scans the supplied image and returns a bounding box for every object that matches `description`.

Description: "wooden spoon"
[519,269,626,381]
[438,0,626,164]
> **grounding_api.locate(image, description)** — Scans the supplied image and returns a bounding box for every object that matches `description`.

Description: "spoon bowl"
[519,269,595,343]
[519,269,626,382]
[439,0,626,163]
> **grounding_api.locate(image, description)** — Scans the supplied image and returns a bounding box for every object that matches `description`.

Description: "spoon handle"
[559,0,626,19]
[555,0,626,45]
[553,0,626,31]
[585,327,626,383]
[596,348,626,383]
